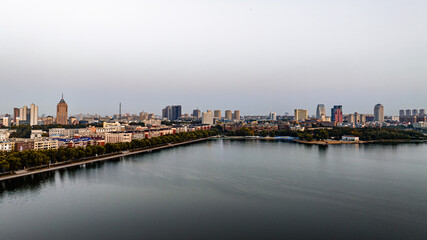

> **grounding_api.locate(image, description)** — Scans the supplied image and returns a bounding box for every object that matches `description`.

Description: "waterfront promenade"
[0,137,214,182]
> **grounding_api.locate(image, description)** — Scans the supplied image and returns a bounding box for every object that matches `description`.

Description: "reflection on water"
[0,171,56,195]
[0,140,426,240]
[0,157,122,197]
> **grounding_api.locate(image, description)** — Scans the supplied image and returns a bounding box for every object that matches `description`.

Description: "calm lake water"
[1,140,427,240]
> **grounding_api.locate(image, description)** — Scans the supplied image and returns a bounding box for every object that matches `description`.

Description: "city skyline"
[1,0,426,116]
[1,97,426,118]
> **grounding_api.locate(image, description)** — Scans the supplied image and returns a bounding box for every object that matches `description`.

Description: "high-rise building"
[269,112,277,121]
[374,104,384,122]
[162,105,181,121]
[202,110,214,125]
[56,95,68,125]
[214,110,221,119]
[294,109,308,121]
[162,106,172,120]
[354,112,366,124]
[20,106,28,121]
[2,117,10,127]
[399,110,405,117]
[331,105,343,124]
[13,108,20,123]
[345,114,355,123]
[18,105,31,125]
[225,110,232,121]
[412,109,418,116]
[171,105,182,121]
[316,104,326,120]
[233,110,240,121]
[405,109,411,116]
[192,109,201,119]
[420,109,426,115]
[30,104,38,126]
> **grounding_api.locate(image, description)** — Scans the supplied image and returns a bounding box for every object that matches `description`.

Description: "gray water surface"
[1,140,427,239]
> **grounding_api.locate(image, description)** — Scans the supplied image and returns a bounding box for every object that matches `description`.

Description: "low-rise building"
[105,133,132,143]
[342,135,360,141]
[0,142,13,152]
[31,130,43,139]
[0,130,10,141]
[13,139,35,151]
[34,139,59,150]
[413,122,427,129]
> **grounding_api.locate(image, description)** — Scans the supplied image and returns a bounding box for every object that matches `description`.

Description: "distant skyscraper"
[162,106,172,120]
[162,105,181,121]
[269,112,277,121]
[214,110,221,119]
[192,109,201,119]
[20,106,28,121]
[399,110,405,117]
[171,105,182,121]
[2,117,10,127]
[225,110,232,121]
[233,110,240,121]
[412,109,418,116]
[13,108,19,123]
[294,109,308,121]
[119,102,122,121]
[420,109,426,115]
[316,104,326,120]
[374,104,384,122]
[405,109,411,116]
[331,105,343,124]
[30,104,38,126]
[56,94,68,125]
[202,110,214,125]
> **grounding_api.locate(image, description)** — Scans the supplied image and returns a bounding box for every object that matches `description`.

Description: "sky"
[0,0,426,117]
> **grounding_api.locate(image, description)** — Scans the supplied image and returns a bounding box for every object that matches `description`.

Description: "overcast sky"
[0,0,426,116]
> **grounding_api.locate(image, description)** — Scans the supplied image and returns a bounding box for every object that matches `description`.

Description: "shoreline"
[221,136,426,145]
[0,137,214,182]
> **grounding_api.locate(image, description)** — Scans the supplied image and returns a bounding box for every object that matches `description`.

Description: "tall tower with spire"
[56,94,68,125]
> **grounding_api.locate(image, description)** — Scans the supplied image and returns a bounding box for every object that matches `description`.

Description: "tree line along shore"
[1,127,425,177]
[221,126,426,143]
[0,130,216,174]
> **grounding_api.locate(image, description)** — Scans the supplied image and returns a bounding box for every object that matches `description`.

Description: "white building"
[30,104,39,126]
[0,131,10,141]
[316,104,326,120]
[342,135,360,141]
[269,112,277,121]
[31,130,43,140]
[202,110,214,125]
[0,142,13,152]
[374,104,384,122]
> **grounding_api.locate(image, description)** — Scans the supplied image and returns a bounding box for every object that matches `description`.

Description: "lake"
[1,139,426,239]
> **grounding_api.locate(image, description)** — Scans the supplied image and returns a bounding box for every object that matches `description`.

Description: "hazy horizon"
[1,0,426,116]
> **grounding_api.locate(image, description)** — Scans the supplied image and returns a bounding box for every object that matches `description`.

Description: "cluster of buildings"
[398,109,426,124]
[1,95,69,127]
[1,97,426,153]
[160,105,242,126]
[237,103,427,132]
[0,122,212,152]
[291,104,426,128]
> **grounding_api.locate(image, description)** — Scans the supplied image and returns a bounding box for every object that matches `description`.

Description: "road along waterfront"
[0,137,215,182]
